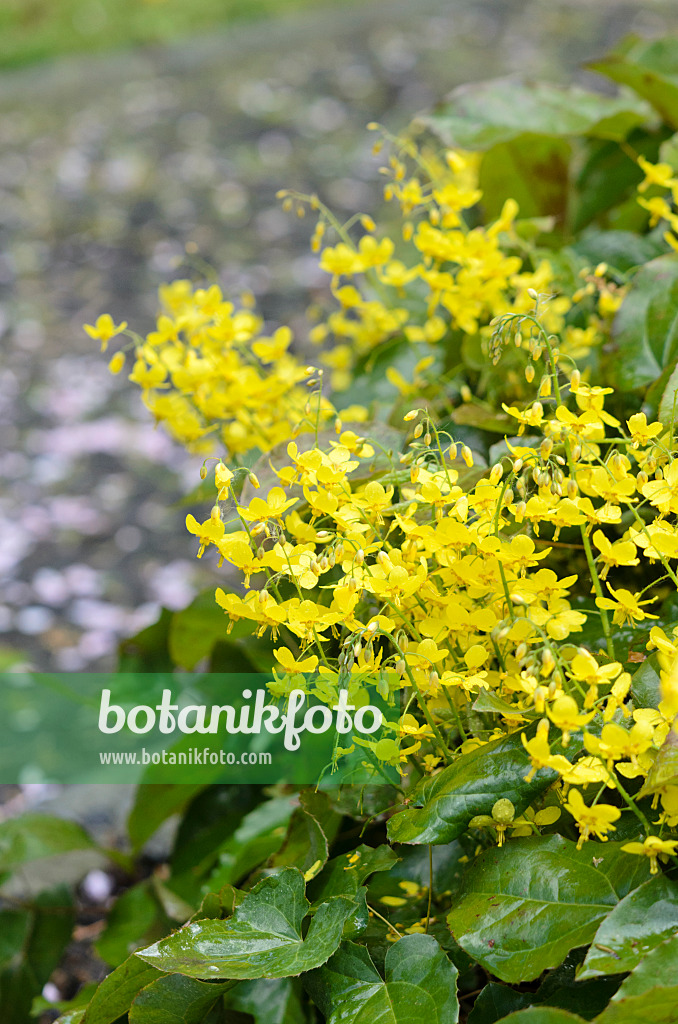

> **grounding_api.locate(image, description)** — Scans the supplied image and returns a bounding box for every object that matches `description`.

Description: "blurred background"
[2,0,677,675]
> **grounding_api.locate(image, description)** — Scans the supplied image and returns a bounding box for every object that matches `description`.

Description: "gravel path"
[1,0,676,672]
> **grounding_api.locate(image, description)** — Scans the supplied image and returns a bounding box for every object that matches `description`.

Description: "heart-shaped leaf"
[447,836,642,983]
[611,254,678,390]
[135,868,355,979]
[578,873,678,979]
[596,933,678,1024]
[305,934,459,1024]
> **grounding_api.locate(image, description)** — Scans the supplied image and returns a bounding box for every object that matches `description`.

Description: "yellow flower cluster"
[86,142,678,870]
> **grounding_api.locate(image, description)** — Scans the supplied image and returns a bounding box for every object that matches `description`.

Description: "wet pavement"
[2,0,677,672]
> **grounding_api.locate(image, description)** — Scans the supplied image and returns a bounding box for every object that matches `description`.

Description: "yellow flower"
[186,512,225,558]
[83,313,128,351]
[565,788,620,849]
[584,720,654,768]
[622,836,678,874]
[596,584,658,626]
[273,648,319,673]
[627,412,663,447]
[521,721,572,782]
[637,155,677,193]
[547,696,595,747]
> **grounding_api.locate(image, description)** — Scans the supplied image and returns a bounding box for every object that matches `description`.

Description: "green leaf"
[638,726,678,798]
[95,882,161,967]
[0,888,75,1024]
[420,80,648,150]
[572,229,665,276]
[533,950,622,1019]
[467,983,532,1024]
[0,813,95,871]
[659,359,678,426]
[307,844,399,905]
[202,795,294,890]
[446,836,636,984]
[227,978,311,1024]
[578,873,678,979]
[590,37,678,130]
[500,1012,585,1024]
[135,868,355,979]
[82,954,165,1024]
[387,725,559,845]
[596,934,678,1024]
[479,135,570,226]
[55,1014,86,1024]
[630,655,661,710]
[129,973,234,1023]
[611,254,678,390]
[270,790,341,875]
[127,783,207,852]
[169,590,251,669]
[305,934,459,1024]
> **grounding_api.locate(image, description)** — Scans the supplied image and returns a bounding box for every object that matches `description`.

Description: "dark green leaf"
[127,783,206,852]
[387,725,559,845]
[136,868,355,979]
[579,873,678,979]
[270,790,341,875]
[305,934,459,1024]
[202,795,294,890]
[589,37,678,130]
[95,882,160,966]
[82,954,165,1024]
[0,813,95,871]
[467,983,532,1024]
[0,888,74,1024]
[447,836,633,983]
[306,844,399,906]
[129,973,234,1023]
[420,80,647,150]
[227,978,311,1024]
[611,254,678,390]
[117,607,174,672]
[169,590,251,669]
[596,933,678,1024]
[630,655,661,710]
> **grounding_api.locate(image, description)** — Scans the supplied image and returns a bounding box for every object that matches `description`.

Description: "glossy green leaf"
[630,655,661,710]
[420,80,647,150]
[55,1013,86,1024]
[638,726,678,798]
[128,973,234,1023]
[227,978,312,1024]
[387,725,559,845]
[0,813,95,871]
[596,934,678,1024]
[590,37,678,130]
[82,954,165,1024]
[579,873,678,979]
[136,868,355,979]
[305,934,459,1024]
[611,254,678,390]
[447,836,637,983]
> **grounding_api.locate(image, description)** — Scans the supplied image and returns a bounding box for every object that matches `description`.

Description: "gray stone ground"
[2,0,676,675]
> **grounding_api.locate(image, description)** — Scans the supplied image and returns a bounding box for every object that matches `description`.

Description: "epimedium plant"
[8,31,678,1024]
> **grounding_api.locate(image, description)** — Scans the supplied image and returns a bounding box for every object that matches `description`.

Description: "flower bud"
[489,463,503,485]
[492,799,515,824]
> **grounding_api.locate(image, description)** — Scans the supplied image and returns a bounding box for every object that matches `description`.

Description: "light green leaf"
[500,1011,586,1024]
[0,814,95,871]
[579,873,678,979]
[55,1013,86,1024]
[447,836,634,983]
[479,135,570,225]
[387,725,559,845]
[305,934,459,1024]
[611,254,678,390]
[128,973,233,1023]
[419,79,648,150]
[82,954,165,1024]
[638,727,678,798]
[590,37,678,129]
[135,868,355,979]
[596,934,678,1024]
